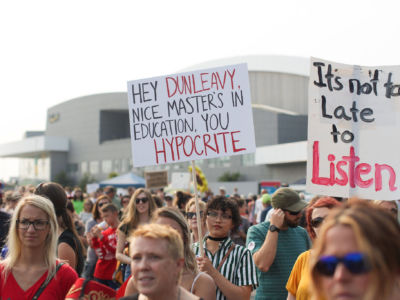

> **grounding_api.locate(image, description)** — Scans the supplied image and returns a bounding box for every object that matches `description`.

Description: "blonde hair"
[310,201,400,300]
[1,195,59,284]
[185,198,206,213]
[153,207,197,272]
[119,188,157,234]
[130,223,184,260]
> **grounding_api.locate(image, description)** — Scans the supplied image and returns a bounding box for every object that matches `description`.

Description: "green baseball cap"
[262,193,271,204]
[271,187,307,212]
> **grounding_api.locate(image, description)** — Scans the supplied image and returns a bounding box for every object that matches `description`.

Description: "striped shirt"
[193,236,258,300]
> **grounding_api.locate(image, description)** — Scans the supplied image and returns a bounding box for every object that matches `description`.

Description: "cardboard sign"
[307,58,400,200]
[127,64,256,167]
[145,170,168,189]
[171,172,191,191]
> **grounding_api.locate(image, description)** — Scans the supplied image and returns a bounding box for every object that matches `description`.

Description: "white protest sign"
[171,172,191,190]
[307,58,400,200]
[127,64,256,167]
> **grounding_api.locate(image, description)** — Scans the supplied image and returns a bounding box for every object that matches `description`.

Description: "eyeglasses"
[136,197,149,204]
[17,219,49,231]
[207,211,232,221]
[315,252,371,276]
[98,202,108,207]
[283,209,302,216]
[186,211,203,219]
[311,216,325,228]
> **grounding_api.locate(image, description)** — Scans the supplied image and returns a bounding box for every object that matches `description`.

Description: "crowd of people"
[0,182,399,300]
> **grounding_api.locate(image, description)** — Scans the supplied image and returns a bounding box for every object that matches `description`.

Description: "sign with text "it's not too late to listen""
[127,64,256,168]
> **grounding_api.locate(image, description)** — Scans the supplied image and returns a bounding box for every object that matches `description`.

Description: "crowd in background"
[0,182,399,300]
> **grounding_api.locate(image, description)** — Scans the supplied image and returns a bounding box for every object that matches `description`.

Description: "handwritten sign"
[127,64,256,167]
[145,170,168,189]
[307,58,400,200]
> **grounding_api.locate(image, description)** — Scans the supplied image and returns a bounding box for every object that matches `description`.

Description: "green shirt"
[246,222,311,300]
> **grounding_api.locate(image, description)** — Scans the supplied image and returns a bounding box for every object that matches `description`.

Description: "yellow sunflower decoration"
[188,165,208,193]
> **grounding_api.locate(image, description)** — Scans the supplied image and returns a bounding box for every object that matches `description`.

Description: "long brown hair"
[118,188,157,234]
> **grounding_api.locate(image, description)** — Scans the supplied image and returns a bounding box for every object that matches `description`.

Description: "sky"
[1,0,400,181]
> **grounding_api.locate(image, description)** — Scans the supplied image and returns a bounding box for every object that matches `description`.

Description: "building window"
[102,160,112,174]
[241,153,255,166]
[90,161,99,174]
[208,157,231,168]
[113,159,121,172]
[81,162,88,174]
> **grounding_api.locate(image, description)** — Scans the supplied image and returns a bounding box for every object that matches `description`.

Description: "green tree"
[53,171,73,187]
[218,172,241,182]
[78,173,97,192]
[108,172,118,179]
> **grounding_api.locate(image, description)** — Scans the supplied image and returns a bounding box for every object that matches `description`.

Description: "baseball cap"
[261,193,271,205]
[271,187,307,212]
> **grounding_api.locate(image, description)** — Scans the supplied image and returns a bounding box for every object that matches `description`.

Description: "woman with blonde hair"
[116,188,157,281]
[0,195,77,299]
[309,201,400,300]
[124,207,216,300]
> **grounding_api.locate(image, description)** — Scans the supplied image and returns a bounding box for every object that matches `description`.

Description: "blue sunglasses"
[315,252,371,276]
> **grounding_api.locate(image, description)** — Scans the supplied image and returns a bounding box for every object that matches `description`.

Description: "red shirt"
[92,226,118,280]
[0,263,78,300]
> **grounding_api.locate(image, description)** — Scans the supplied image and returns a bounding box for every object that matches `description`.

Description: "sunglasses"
[98,202,108,207]
[283,209,302,216]
[136,197,149,204]
[315,252,371,276]
[186,211,203,219]
[311,216,325,228]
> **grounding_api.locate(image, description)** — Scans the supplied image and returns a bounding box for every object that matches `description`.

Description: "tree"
[78,173,97,192]
[53,171,73,187]
[218,171,241,182]
[108,172,118,179]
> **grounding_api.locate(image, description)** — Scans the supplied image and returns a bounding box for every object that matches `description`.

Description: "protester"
[374,200,398,219]
[194,196,258,300]
[79,198,94,226]
[165,193,174,207]
[0,194,77,299]
[121,223,200,300]
[82,195,111,279]
[2,191,22,215]
[116,188,157,281]
[185,198,207,243]
[89,203,120,289]
[259,193,272,223]
[286,196,341,300]
[230,197,251,246]
[121,194,131,215]
[0,209,10,249]
[309,201,400,300]
[104,185,121,209]
[174,190,192,214]
[152,207,216,300]
[72,187,84,214]
[246,187,310,299]
[34,182,85,276]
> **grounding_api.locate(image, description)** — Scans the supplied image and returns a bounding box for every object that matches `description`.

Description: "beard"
[285,216,300,228]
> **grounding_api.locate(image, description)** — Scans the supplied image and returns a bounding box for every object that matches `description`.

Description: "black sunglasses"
[311,216,325,228]
[186,211,203,219]
[98,202,108,207]
[283,209,302,216]
[315,252,371,276]
[136,197,149,204]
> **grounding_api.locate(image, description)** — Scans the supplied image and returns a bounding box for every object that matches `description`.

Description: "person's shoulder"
[57,262,78,280]
[196,271,214,285]
[248,221,269,233]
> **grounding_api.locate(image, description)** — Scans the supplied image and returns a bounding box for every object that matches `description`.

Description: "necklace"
[208,236,228,241]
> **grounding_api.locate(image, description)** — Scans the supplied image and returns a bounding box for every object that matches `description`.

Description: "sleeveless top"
[58,229,84,275]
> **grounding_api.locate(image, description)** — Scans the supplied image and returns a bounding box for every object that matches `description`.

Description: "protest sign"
[145,170,168,189]
[127,64,256,167]
[307,58,400,200]
[171,172,191,190]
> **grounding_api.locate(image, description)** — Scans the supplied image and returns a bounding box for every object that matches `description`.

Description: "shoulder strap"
[32,263,64,300]
[216,243,235,271]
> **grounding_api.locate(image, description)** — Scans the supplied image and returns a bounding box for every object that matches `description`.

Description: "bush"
[218,172,241,182]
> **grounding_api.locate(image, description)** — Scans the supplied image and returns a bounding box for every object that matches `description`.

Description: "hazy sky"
[1,0,399,180]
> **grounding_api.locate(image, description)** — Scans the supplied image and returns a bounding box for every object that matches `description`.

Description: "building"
[0,55,309,185]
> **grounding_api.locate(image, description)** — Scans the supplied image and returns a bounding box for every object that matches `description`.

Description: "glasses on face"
[136,197,149,204]
[98,202,108,207]
[315,252,371,276]
[186,211,203,219]
[207,211,232,221]
[17,219,49,231]
[311,216,325,228]
[283,209,302,216]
